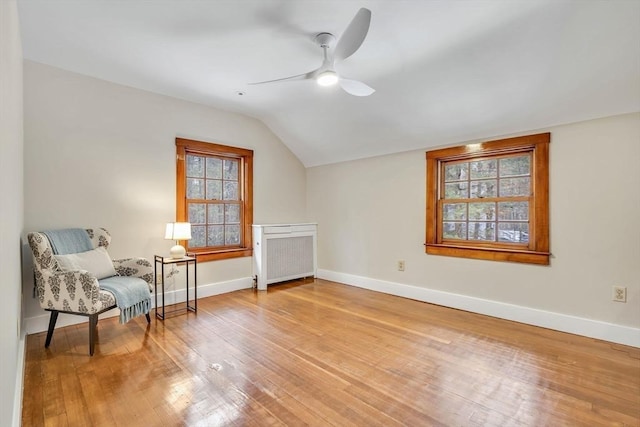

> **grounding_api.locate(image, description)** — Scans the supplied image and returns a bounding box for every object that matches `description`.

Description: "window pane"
[498,202,529,221]
[187,178,204,199]
[442,203,466,220]
[207,204,224,224]
[206,157,222,179]
[205,180,222,200]
[470,159,497,179]
[469,202,496,220]
[444,162,468,182]
[498,222,529,243]
[190,225,206,247]
[443,222,467,240]
[225,225,240,245]
[225,204,240,224]
[468,222,496,241]
[223,159,239,181]
[470,180,497,198]
[444,182,468,199]
[186,155,204,178]
[499,177,530,197]
[223,181,239,200]
[188,203,206,225]
[207,225,224,246]
[499,155,530,177]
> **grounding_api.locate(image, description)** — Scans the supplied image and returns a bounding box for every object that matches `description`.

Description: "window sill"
[188,247,253,262]
[425,244,550,265]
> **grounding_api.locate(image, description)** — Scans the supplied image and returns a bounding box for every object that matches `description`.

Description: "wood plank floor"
[22,279,640,426]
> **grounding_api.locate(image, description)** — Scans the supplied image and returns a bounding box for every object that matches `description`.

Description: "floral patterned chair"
[27,227,153,355]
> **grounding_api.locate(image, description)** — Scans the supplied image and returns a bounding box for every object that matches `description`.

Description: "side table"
[154,255,197,320]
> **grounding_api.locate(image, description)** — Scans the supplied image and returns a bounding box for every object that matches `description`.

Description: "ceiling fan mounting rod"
[321,45,331,67]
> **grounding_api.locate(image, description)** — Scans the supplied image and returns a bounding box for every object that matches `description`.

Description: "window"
[176,138,253,261]
[425,133,550,265]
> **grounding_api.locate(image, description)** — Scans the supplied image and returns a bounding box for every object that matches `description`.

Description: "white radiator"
[252,223,317,291]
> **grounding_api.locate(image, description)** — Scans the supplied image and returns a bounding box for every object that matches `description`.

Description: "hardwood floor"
[23,279,640,426]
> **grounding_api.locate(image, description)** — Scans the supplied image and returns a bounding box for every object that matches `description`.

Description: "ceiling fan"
[249,8,375,97]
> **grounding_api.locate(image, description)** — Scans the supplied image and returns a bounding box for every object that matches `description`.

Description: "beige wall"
[307,113,640,335]
[0,0,24,425]
[23,61,307,321]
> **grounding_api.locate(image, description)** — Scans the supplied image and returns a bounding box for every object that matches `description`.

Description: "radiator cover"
[252,223,317,291]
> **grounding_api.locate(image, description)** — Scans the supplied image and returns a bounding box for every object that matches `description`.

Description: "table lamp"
[165,222,192,259]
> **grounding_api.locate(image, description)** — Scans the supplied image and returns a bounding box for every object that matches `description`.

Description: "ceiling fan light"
[317,71,339,86]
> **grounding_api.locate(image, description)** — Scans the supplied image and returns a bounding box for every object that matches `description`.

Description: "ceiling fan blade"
[334,8,372,62]
[339,78,375,97]
[340,78,376,96]
[249,70,316,85]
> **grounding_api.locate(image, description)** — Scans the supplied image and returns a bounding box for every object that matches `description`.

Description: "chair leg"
[44,311,59,348]
[145,313,151,323]
[89,314,98,356]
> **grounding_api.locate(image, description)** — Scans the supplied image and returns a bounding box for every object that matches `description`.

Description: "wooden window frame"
[176,138,253,262]
[425,133,550,265]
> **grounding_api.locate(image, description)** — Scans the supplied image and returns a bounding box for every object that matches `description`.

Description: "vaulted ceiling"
[18,0,640,167]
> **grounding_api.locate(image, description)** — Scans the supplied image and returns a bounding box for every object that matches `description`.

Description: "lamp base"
[169,244,186,259]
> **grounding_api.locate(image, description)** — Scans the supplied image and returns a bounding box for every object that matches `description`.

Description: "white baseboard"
[24,277,253,334]
[24,270,640,348]
[13,330,26,427]
[318,269,640,348]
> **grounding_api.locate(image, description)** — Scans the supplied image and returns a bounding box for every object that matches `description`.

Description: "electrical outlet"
[612,286,627,302]
[397,260,405,271]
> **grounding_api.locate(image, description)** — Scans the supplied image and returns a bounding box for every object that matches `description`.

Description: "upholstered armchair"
[27,227,153,355]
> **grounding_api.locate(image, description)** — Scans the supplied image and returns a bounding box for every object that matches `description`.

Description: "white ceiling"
[17,0,640,167]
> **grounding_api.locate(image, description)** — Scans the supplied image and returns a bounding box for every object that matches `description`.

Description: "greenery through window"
[425,133,550,265]
[176,138,253,261]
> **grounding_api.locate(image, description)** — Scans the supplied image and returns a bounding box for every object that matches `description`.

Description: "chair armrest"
[39,270,101,312]
[112,258,154,289]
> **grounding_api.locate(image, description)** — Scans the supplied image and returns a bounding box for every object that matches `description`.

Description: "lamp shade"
[165,222,192,240]
[165,222,192,259]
